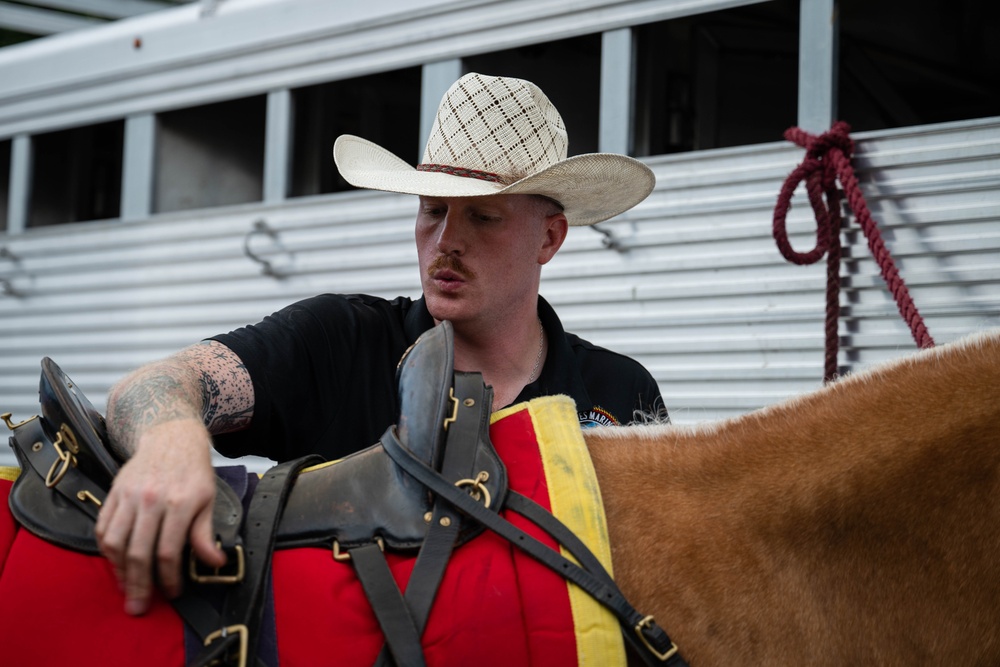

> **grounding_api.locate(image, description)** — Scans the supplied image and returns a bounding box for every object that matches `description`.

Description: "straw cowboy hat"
[333,72,655,226]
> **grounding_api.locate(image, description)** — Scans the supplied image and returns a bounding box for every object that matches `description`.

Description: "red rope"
[773,121,934,383]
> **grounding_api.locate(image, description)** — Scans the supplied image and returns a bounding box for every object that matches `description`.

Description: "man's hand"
[95,418,225,615]
[97,341,254,615]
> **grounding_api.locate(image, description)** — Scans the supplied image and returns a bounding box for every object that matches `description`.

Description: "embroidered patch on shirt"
[577,406,620,428]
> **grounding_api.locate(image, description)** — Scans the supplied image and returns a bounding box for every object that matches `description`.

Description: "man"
[95,72,664,616]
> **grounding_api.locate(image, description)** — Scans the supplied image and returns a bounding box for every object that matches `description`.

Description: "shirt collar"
[406,295,592,409]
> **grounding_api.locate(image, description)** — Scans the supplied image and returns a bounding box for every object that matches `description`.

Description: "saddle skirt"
[0,396,625,667]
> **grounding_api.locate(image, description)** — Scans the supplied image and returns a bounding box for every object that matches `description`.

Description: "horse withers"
[588,329,1000,665]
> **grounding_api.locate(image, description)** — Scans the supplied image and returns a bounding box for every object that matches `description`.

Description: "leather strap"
[371,372,492,667]
[12,417,105,521]
[351,542,426,667]
[191,455,323,667]
[380,430,689,667]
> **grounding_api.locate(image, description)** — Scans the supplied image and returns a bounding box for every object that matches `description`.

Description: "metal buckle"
[44,426,79,488]
[634,615,679,661]
[190,543,245,584]
[455,470,492,509]
[204,624,248,667]
[2,413,37,431]
[442,387,459,431]
[332,536,385,562]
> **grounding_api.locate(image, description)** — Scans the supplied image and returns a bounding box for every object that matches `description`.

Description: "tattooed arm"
[95,340,253,616]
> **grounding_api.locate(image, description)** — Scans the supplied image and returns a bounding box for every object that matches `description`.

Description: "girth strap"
[351,542,426,667]
[368,372,494,667]
[380,429,690,667]
[190,455,324,667]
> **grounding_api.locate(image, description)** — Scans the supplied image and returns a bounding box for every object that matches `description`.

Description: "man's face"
[415,194,567,328]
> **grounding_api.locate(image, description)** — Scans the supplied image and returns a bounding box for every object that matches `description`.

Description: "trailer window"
[289,68,421,197]
[154,96,266,213]
[633,0,799,156]
[840,0,1000,131]
[28,120,124,227]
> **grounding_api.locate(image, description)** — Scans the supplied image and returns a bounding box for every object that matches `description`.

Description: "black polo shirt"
[210,294,663,462]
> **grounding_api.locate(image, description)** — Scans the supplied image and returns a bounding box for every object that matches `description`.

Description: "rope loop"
[773,122,934,383]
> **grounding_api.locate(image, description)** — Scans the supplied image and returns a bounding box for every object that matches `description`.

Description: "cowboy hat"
[332,72,655,226]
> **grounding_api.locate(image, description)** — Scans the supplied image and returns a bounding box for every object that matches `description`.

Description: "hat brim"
[333,135,655,226]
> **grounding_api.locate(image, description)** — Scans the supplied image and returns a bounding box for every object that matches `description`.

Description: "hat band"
[416,163,507,185]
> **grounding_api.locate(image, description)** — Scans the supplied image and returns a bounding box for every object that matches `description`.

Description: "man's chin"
[424,294,469,324]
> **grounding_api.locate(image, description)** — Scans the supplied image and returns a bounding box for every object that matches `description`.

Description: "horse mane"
[585,329,1000,665]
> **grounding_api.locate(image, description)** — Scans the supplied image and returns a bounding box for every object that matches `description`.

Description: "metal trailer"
[1,0,998,470]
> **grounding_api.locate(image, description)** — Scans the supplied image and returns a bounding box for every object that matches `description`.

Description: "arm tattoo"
[107,365,202,455]
[191,341,254,435]
[107,342,254,454]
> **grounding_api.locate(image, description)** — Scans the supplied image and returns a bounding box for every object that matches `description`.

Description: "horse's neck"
[585,331,1000,665]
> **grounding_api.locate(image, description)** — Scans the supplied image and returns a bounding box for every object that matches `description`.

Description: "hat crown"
[421,73,568,186]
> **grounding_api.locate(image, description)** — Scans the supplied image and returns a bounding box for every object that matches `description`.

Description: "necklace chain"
[527,318,544,384]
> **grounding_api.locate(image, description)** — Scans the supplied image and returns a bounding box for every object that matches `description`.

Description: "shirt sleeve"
[208,294,409,461]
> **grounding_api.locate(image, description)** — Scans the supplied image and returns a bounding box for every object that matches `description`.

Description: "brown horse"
[589,329,1000,665]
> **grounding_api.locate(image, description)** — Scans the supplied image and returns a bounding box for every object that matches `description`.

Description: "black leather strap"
[380,430,689,667]
[191,455,323,667]
[371,372,492,667]
[12,417,105,521]
[351,542,426,667]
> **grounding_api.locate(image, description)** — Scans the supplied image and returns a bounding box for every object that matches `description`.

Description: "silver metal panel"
[0,0,766,138]
[421,60,462,159]
[599,27,633,154]
[5,134,28,234]
[121,113,155,221]
[797,0,837,132]
[21,0,178,20]
[264,89,291,203]
[0,1,102,35]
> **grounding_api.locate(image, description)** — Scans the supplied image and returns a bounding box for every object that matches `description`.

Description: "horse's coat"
[588,329,1000,666]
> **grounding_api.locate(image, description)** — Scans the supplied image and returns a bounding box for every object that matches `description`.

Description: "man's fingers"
[156,506,195,600]
[95,494,134,591]
[122,499,165,616]
[191,503,226,567]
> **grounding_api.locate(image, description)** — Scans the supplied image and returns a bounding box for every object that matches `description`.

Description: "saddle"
[4,322,686,667]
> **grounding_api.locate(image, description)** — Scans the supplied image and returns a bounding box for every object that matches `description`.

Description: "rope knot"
[772,121,934,383]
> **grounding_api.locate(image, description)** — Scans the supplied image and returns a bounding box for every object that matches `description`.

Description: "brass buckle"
[2,413,37,431]
[634,615,679,661]
[455,470,492,509]
[76,489,103,507]
[44,427,79,488]
[442,387,459,431]
[204,624,248,667]
[190,543,245,584]
[332,536,384,562]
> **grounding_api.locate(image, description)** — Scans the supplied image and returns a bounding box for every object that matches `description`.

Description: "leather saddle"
[3,320,687,667]
[6,320,506,559]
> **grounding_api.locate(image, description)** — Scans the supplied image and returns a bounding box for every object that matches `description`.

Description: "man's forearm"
[107,359,205,456]
[107,342,254,455]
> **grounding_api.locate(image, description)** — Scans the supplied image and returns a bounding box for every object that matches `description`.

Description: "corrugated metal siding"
[3,116,999,470]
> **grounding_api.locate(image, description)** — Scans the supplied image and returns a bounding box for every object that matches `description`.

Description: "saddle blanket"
[0,395,625,666]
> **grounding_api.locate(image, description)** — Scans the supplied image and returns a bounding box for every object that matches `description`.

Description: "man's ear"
[538,213,568,265]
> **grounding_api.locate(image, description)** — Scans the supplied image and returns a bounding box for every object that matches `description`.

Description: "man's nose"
[435,212,465,255]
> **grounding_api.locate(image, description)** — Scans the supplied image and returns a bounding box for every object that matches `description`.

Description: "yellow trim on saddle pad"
[0,467,20,482]
[492,395,626,667]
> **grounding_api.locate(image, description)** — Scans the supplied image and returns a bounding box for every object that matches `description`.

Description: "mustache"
[428,255,477,280]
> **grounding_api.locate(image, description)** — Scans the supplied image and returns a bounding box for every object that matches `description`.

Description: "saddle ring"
[455,471,491,510]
